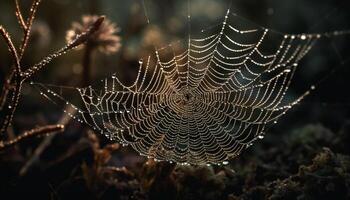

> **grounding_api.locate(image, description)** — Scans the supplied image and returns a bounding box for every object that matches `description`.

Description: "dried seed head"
[66,15,121,54]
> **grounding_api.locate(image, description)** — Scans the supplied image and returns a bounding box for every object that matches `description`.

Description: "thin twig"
[19,0,42,59]
[0,124,65,151]
[1,8,104,136]
[19,106,76,176]
[0,77,23,137]
[15,0,28,31]
[0,70,16,111]
[23,16,105,78]
[0,0,39,138]
[0,26,21,74]
[0,26,22,136]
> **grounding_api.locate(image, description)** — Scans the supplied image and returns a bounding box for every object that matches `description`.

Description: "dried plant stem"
[19,106,76,176]
[0,71,14,110]
[0,124,65,151]
[0,26,22,137]
[1,0,41,116]
[0,0,40,139]
[0,26,21,73]
[1,77,23,136]
[0,1,105,149]
[19,0,41,59]
[15,0,27,31]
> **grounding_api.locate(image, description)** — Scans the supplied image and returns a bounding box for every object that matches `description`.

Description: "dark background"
[0,0,350,199]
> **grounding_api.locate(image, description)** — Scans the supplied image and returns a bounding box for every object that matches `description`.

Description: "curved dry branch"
[0,124,65,151]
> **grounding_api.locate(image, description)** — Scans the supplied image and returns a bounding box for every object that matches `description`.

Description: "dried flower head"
[66,15,121,54]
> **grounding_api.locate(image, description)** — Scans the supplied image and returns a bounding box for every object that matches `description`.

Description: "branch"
[0,71,14,110]
[19,0,42,59]
[0,26,22,136]
[23,16,105,78]
[15,0,28,31]
[0,26,21,74]
[0,124,65,151]
[19,106,75,175]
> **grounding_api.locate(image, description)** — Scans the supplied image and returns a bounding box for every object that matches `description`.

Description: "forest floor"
[1,121,349,200]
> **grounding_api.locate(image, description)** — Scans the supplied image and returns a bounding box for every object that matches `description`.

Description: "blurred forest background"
[1,0,350,199]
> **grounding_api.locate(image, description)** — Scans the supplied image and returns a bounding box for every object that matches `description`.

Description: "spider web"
[32,7,349,165]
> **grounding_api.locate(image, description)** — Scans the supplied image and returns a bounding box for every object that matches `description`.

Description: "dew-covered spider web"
[32,2,350,165]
